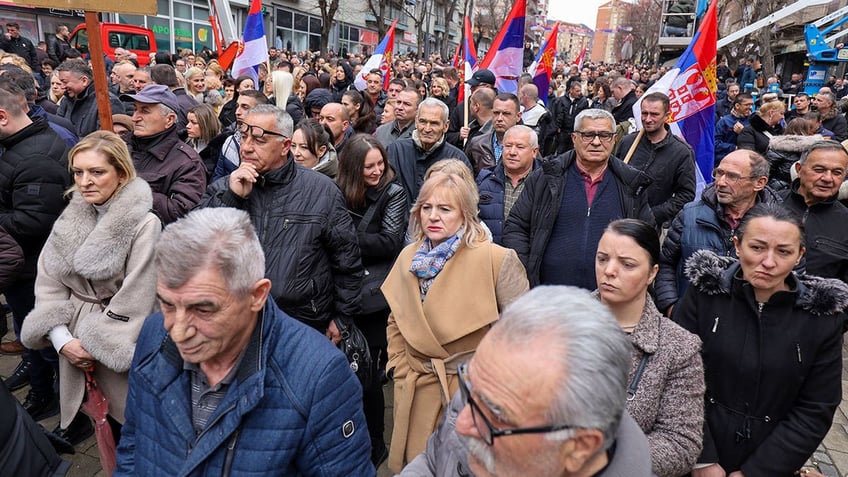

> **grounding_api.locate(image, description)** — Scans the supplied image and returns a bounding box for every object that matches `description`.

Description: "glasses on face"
[574,130,615,143]
[238,122,286,140]
[711,168,755,184]
[457,363,577,446]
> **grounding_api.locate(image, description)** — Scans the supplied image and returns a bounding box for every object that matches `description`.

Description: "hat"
[120,84,181,115]
[466,69,496,87]
[112,114,134,132]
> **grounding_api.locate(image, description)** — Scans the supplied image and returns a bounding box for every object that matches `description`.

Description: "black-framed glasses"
[574,130,615,143]
[237,122,287,140]
[711,168,755,184]
[457,363,578,445]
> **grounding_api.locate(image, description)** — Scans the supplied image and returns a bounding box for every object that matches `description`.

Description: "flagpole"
[622,128,643,164]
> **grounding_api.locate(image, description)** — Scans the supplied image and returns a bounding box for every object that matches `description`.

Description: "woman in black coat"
[674,203,846,477]
[737,99,785,156]
[336,133,408,467]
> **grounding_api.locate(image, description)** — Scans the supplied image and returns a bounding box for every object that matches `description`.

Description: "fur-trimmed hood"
[42,177,154,281]
[684,250,848,316]
[767,134,823,153]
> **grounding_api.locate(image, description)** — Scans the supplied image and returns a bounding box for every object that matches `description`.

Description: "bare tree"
[440,0,460,59]
[473,0,509,53]
[403,0,428,55]
[625,0,664,64]
[363,0,389,39]
[316,0,340,54]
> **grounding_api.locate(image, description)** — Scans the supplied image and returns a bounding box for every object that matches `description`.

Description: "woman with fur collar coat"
[21,131,160,438]
[673,204,847,477]
[737,100,785,156]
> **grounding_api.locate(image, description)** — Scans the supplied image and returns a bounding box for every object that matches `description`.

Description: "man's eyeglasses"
[238,122,287,140]
[574,130,616,143]
[457,363,577,446]
[711,168,756,184]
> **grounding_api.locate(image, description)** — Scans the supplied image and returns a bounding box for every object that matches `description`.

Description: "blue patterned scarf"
[409,232,463,300]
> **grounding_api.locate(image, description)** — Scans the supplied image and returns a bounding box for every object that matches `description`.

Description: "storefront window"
[274,8,321,54]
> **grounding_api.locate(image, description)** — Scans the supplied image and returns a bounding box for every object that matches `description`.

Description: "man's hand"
[459,126,470,140]
[60,338,97,370]
[326,320,342,345]
[693,464,726,477]
[229,162,259,198]
[733,121,744,134]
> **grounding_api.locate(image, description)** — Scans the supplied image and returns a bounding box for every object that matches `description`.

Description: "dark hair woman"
[336,133,408,466]
[329,61,355,102]
[594,219,705,477]
[342,90,378,135]
[292,118,337,178]
[186,103,223,180]
[674,202,847,476]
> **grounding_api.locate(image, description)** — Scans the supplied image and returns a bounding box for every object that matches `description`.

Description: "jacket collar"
[788,178,839,209]
[131,126,179,161]
[542,150,652,194]
[0,115,47,148]
[261,153,297,186]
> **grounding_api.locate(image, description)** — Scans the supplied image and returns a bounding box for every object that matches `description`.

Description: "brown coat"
[21,178,160,428]
[596,291,705,477]
[382,240,528,472]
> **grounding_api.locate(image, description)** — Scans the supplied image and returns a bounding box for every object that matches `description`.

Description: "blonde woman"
[382,172,528,472]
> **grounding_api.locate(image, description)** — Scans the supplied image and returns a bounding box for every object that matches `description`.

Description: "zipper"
[796,343,802,363]
[712,316,719,333]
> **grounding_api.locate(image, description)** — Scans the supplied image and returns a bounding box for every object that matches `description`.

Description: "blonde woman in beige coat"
[22,131,160,447]
[382,172,529,472]
[594,219,705,477]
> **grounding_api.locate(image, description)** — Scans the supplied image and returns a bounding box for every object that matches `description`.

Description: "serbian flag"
[479,0,525,94]
[633,0,716,196]
[231,0,268,86]
[354,20,398,91]
[528,22,559,105]
[573,47,586,70]
[458,17,478,104]
[451,43,461,68]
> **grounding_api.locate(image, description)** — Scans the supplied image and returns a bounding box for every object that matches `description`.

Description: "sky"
[547,0,607,29]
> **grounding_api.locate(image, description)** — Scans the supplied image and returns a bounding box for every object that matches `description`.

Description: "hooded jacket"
[765,134,822,191]
[674,251,846,475]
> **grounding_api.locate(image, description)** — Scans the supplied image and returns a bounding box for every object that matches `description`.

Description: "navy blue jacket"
[115,299,374,476]
[476,161,540,245]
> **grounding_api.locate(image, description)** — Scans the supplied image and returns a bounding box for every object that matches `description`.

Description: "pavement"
[2,314,846,476]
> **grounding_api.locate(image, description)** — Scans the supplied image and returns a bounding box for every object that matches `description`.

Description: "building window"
[275,7,321,53]
[119,0,212,54]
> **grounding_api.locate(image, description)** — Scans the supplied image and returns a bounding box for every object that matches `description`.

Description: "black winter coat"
[615,126,696,226]
[765,134,821,191]
[0,117,70,280]
[200,158,363,331]
[674,251,846,476]
[780,181,848,283]
[502,150,654,287]
[612,90,638,124]
[349,182,408,267]
[737,113,783,156]
[386,137,472,209]
[554,94,590,154]
[57,83,125,137]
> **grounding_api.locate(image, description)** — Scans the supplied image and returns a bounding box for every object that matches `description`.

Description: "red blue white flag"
[633,0,716,195]
[355,20,398,91]
[231,0,268,86]
[479,0,526,94]
[458,16,478,104]
[529,22,559,105]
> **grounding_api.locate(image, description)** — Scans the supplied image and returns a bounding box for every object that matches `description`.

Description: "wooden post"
[85,11,113,132]
[622,127,644,164]
[462,85,469,147]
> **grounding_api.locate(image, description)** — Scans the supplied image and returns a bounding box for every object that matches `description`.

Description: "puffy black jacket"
[612,90,638,124]
[737,113,783,156]
[349,182,408,266]
[0,117,70,280]
[615,125,696,226]
[502,150,654,287]
[0,381,69,476]
[674,251,846,475]
[554,94,590,154]
[780,180,848,283]
[200,157,363,331]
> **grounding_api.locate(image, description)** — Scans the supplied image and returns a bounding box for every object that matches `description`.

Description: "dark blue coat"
[476,161,540,245]
[115,299,374,476]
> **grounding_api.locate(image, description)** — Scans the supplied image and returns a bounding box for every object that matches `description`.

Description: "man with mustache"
[655,149,778,316]
[399,286,656,477]
[503,108,654,290]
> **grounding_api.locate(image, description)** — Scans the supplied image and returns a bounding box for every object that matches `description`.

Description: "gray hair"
[417,97,449,123]
[574,108,616,133]
[817,91,836,108]
[799,139,848,164]
[488,286,630,449]
[156,208,265,295]
[504,125,538,148]
[247,103,294,137]
[158,104,176,117]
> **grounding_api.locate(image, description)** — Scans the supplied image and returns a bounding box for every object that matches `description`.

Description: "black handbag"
[334,318,373,387]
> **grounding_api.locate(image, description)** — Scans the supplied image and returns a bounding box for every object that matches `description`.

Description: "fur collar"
[767,134,823,153]
[43,178,154,281]
[684,250,848,316]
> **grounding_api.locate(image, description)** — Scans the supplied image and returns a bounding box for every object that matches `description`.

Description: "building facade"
[591,0,629,64]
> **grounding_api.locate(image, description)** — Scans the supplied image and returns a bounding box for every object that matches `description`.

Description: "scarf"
[409,232,463,300]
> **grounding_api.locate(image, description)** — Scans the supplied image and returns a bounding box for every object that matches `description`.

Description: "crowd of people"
[0,25,846,477]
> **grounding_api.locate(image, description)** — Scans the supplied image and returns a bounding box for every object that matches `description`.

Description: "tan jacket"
[382,240,528,472]
[21,178,160,428]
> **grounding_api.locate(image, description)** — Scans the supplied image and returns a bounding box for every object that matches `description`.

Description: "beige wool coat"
[21,178,160,428]
[382,240,528,473]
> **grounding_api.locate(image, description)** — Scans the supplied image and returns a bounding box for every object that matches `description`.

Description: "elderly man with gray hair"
[115,207,373,476]
[400,286,656,476]
[386,97,472,207]
[200,104,363,341]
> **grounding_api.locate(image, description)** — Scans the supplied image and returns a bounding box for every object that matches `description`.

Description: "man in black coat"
[386,98,473,208]
[0,77,70,421]
[0,23,38,71]
[780,140,848,282]
[56,60,125,137]
[614,92,695,227]
[46,25,72,64]
[610,77,638,125]
[554,79,590,154]
[200,104,362,341]
[503,108,654,289]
